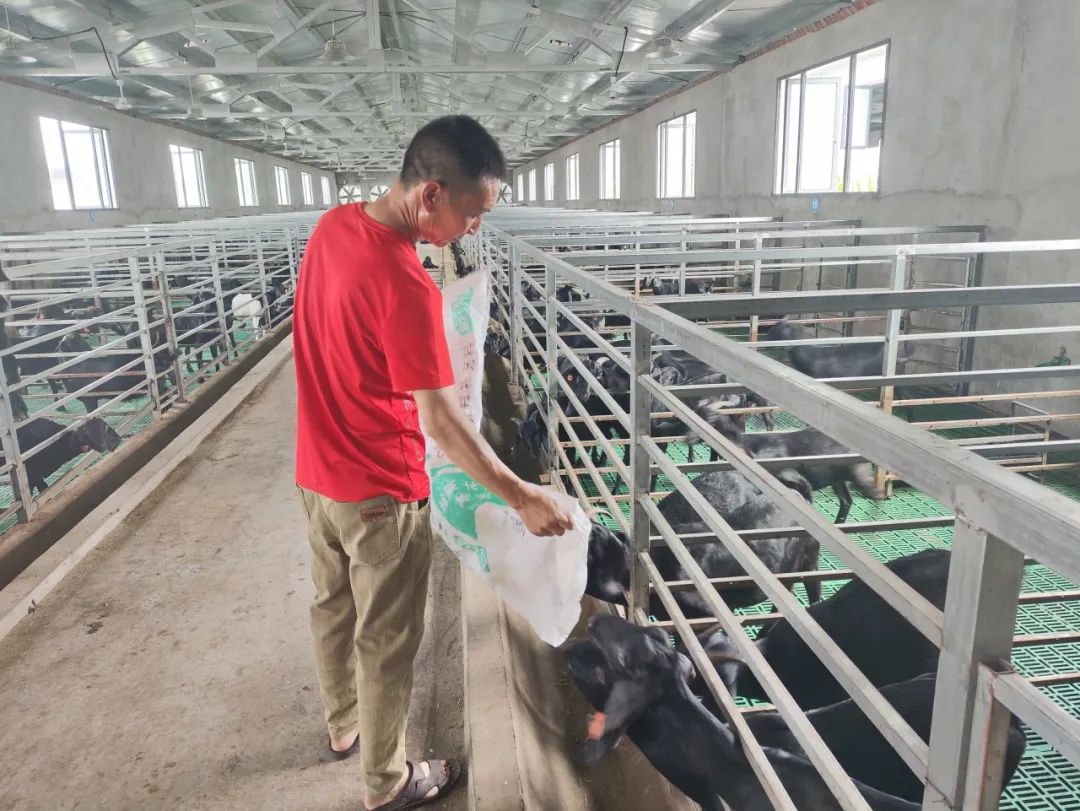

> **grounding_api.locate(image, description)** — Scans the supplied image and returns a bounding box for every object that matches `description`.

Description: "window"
[515,173,524,202]
[301,172,314,205]
[599,139,621,200]
[657,112,696,198]
[274,166,291,205]
[168,145,208,208]
[565,154,580,201]
[775,43,888,194]
[543,162,555,201]
[321,175,332,206]
[527,168,537,202]
[38,117,118,210]
[234,158,259,207]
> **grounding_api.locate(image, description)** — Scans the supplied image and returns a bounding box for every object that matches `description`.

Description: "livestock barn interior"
[1,1,1079,810]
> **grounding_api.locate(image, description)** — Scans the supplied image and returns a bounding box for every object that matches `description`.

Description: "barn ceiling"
[0,0,851,177]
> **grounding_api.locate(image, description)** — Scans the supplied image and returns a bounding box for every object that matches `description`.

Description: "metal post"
[875,252,907,493]
[678,227,687,295]
[509,244,521,388]
[628,321,653,618]
[0,370,33,522]
[256,240,269,339]
[209,242,234,364]
[128,255,163,415]
[750,235,764,343]
[154,251,186,404]
[923,518,1024,809]
[961,664,1017,810]
[544,260,559,477]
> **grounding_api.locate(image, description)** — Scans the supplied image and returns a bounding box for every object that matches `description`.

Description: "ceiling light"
[0,36,36,64]
[648,36,680,60]
[320,18,355,65]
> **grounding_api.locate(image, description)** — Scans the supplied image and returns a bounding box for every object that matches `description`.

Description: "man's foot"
[364,760,461,810]
[328,731,359,760]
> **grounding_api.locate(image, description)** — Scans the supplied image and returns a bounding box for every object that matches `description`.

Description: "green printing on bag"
[450,289,475,336]
[447,531,491,573]
[429,465,507,540]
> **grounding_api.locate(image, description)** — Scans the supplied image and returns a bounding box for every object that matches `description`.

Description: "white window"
[543,162,555,201]
[301,172,314,205]
[274,166,291,205]
[599,139,621,200]
[321,175,332,206]
[775,43,888,194]
[515,173,524,202]
[234,158,259,207]
[38,116,118,211]
[527,168,537,202]
[657,111,696,198]
[565,154,580,201]
[169,144,209,208]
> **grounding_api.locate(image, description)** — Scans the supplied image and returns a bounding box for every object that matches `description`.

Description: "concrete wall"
[0,79,336,233]
[515,0,1080,423]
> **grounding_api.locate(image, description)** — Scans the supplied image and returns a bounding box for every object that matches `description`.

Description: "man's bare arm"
[413,387,575,537]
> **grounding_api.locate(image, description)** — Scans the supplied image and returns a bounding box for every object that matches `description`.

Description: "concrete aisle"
[0,361,467,811]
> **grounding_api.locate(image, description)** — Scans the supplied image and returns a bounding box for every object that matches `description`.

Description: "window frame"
[38,116,119,211]
[599,138,621,200]
[301,171,314,206]
[656,111,697,199]
[169,144,209,209]
[233,158,259,207]
[565,153,580,201]
[527,168,537,202]
[321,175,332,206]
[773,40,891,196]
[543,162,555,202]
[274,165,291,205]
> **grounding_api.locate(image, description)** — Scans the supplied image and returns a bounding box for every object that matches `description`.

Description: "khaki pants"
[299,487,432,796]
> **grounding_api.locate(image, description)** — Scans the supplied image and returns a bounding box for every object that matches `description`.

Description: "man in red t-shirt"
[294,116,574,811]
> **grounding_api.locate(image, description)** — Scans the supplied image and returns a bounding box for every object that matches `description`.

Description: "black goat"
[175,289,226,378]
[585,470,819,616]
[710,416,885,524]
[736,673,1025,803]
[647,277,713,296]
[653,348,775,431]
[511,400,548,470]
[0,296,22,390]
[7,417,122,494]
[651,469,820,613]
[764,319,909,381]
[702,549,951,709]
[564,615,920,811]
[55,332,159,413]
[14,306,68,397]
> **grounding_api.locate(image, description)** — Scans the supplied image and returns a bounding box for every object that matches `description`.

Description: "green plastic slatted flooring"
[531,373,1080,809]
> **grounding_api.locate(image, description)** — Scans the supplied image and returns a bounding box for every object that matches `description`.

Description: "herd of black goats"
[476,268,1025,809]
[0,270,294,498]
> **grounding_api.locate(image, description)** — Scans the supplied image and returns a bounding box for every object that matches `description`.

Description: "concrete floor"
[0,361,467,811]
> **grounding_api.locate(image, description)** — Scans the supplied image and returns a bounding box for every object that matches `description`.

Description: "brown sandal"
[369,760,462,810]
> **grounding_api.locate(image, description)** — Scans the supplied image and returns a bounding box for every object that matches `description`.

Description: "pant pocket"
[336,497,406,567]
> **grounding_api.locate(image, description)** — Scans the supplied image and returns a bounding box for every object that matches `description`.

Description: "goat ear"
[777,469,813,503]
[584,679,650,766]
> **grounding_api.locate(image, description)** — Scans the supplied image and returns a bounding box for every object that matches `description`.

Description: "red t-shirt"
[294,203,455,503]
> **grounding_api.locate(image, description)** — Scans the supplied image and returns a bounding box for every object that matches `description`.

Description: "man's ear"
[420,179,444,212]
[583,679,650,765]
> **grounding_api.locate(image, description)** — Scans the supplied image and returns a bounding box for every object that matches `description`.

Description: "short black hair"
[399,115,506,189]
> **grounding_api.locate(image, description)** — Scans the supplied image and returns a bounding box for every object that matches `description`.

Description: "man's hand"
[514,482,577,537]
